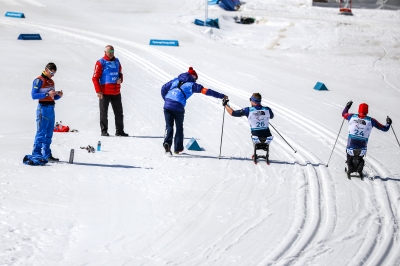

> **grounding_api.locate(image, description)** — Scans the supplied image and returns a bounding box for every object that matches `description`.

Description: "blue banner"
[18,34,42,40]
[5,12,25,18]
[208,0,219,5]
[194,18,220,29]
[149,40,179,46]
[219,0,241,11]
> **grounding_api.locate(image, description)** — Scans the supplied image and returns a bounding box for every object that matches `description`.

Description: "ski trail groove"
[2,20,399,265]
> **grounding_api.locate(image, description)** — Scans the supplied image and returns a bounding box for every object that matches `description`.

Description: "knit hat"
[188,67,198,80]
[358,103,369,116]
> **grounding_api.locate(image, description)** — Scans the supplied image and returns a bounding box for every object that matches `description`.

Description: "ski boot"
[163,143,172,156]
[47,154,59,162]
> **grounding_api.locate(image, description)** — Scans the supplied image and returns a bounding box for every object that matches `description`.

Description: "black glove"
[222,98,229,106]
[346,101,353,109]
[387,116,392,125]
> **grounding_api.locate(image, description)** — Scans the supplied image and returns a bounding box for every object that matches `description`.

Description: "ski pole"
[390,124,400,148]
[218,106,226,159]
[269,123,297,153]
[326,119,345,167]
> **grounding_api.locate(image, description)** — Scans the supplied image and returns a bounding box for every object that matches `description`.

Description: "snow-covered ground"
[1,0,400,265]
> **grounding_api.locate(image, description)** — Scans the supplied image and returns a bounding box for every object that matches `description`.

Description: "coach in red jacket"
[92,45,128,137]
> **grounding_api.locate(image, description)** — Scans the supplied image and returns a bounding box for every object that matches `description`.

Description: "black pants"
[100,94,124,133]
[163,109,185,152]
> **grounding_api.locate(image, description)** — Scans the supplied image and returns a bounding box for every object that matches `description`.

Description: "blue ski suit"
[31,73,61,159]
[161,72,225,152]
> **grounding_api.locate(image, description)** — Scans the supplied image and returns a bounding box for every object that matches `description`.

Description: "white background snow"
[1,0,400,265]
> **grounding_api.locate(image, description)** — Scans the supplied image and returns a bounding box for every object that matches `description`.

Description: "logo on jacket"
[355,119,366,125]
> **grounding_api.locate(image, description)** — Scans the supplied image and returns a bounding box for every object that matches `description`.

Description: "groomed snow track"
[1,19,399,266]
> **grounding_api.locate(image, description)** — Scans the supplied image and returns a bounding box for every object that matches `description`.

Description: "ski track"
[1,19,399,265]
[367,28,400,93]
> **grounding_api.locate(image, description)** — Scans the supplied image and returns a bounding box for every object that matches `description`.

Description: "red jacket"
[92,55,123,95]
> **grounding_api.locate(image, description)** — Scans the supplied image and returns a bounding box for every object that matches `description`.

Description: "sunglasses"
[46,68,56,75]
[106,49,114,53]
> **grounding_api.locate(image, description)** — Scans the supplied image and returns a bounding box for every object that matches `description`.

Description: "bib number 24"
[354,129,364,136]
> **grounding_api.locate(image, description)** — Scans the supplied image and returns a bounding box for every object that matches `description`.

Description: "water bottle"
[69,149,74,164]
[97,141,101,151]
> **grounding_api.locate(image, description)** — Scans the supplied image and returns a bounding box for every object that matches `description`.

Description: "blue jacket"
[161,72,225,112]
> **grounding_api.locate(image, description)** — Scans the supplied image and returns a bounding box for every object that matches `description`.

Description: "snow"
[1,0,400,265]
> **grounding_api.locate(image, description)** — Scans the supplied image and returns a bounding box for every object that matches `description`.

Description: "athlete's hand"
[117,78,122,84]
[222,98,229,106]
[57,90,63,97]
[49,90,57,99]
[387,116,392,125]
[97,92,103,99]
[346,101,353,109]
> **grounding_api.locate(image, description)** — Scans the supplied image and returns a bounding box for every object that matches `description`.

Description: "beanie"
[188,67,198,80]
[358,103,369,116]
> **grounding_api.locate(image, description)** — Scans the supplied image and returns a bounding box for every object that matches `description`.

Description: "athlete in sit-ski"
[342,101,392,180]
[224,93,274,164]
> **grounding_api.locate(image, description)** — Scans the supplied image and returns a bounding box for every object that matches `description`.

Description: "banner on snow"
[194,18,220,29]
[208,0,220,5]
[18,34,42,40]
[219,0,241,11]
[149,39,179,46]
[5,12,25,18]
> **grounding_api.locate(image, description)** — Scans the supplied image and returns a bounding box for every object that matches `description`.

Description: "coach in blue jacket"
[161,67,228,154]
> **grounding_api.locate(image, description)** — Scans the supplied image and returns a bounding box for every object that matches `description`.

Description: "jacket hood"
[177,72,195,83]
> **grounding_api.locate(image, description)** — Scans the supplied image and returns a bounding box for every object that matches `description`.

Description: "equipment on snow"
[80,145,95,153]
[326,119,345,167]
[345,148,365,181]
[252,136,273,165]
[97,141,101,151]
[219,101,227,159]
[387,116,399,148]
[269,123,297,153]
[69,149,74,164]
[54,121,77,132]
[23,155,48,166]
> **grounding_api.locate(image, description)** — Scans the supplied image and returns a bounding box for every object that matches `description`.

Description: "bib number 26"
[256,121,265,128]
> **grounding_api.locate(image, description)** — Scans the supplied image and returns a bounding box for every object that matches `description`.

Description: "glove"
[222,98,229,106]
[387,116,392,125]
[346,101,353,109]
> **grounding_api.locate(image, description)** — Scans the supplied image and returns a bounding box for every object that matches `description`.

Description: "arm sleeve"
[342,106,353,120]
[92,61,103,93]
[269,108,274,119]
[192,83,225,99]
[371,118,390,132]
[119,63,123,83]
[31,78,46,100]
[161,80,173,100]
[232,107,249,117]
